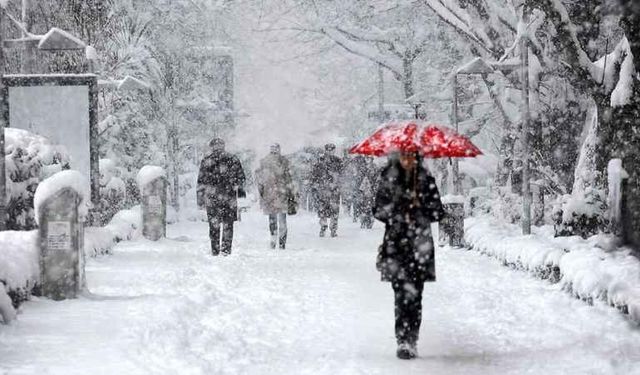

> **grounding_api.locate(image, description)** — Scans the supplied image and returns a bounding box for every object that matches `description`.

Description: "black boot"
[320,225,327,237]
[396,342,417,360]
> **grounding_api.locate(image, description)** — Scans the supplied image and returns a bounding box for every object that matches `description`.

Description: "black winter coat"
[197,150,246,221]
[310,154,343,216]
[373,159,445,282]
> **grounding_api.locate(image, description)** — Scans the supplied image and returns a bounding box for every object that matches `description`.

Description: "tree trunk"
[402,56,415,101]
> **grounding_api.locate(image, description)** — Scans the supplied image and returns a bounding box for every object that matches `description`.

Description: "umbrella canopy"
[349,121,482,158]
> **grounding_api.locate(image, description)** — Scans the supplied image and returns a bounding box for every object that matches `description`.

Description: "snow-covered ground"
[1,210,640,374]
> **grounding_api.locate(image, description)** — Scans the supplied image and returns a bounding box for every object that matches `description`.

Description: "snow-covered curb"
[0,206,142,312]
[465,216,640,324]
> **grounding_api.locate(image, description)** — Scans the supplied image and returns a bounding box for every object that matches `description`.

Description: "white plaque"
[47,221,71,251]
[148,195,162,214]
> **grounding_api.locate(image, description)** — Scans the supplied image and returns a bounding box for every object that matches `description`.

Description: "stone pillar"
[140,176,167,241]
[38,188,84,300]
[438,196,465,247]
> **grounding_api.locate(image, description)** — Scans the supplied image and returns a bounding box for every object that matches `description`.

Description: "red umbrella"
[349,121,482,158]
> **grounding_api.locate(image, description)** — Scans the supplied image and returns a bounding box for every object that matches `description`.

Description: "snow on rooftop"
[33,170,90,224]
[38,28,86,51]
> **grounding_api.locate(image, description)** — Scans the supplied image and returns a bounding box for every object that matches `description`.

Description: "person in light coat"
[255,143,297,249]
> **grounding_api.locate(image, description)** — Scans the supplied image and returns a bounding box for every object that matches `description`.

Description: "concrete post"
[140,176,167,241]
[438,197,465,247]
[38,188,84,300]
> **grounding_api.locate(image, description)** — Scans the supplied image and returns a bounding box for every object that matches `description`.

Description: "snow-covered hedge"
[97,159,128,226]
[465,216,640,323]
[0,230,39,314]
[84,206,142,257]
[4,128,70,230]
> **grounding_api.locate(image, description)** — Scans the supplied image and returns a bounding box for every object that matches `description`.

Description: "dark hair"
[209,138,225,149]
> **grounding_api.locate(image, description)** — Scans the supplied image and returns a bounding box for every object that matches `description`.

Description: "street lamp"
[0,6,87,230]
[452,54,531,235]
[451,57,495,195]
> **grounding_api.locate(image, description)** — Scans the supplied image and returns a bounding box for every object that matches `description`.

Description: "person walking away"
[197,138,246,255]
[255,143,297,249]
[372,151,445,359]
[310,143,343,237]
[358,156,378,229]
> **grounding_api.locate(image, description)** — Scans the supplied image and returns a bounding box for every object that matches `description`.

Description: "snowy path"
[1,211,640,375]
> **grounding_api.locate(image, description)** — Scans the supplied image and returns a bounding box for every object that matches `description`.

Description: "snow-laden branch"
[594,37,636,107]
[319,26,404,74]
[535,0,600,82]
[423,0,495,56]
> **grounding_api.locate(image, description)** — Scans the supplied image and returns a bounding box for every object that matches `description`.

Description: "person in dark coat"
[197,138,246,255]
[372,151,445,360]
[356,156,379,229]
[255,143,297,249]
[310,143,343,237]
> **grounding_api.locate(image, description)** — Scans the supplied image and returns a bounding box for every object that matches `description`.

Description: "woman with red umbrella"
[350,121,481,359]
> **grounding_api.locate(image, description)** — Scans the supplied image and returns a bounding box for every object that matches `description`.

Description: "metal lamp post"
[452,54,531,234]
[451,57,494,195]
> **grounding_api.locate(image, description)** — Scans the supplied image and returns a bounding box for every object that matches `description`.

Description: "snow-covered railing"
[465,216,640,324]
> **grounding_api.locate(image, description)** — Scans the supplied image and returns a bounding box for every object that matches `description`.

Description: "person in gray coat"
[255,143,297,249]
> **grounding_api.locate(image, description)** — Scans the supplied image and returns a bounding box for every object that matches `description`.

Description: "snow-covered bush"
[96,159,128,225]
[84,206,142,257]
[4,129,70,230]
[0,230,39,311]
[554,188,608,239]
[491,187,523,224]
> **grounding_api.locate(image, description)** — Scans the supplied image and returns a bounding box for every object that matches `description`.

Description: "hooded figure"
[372,152,445,360]
[255,143,297,249]
[197,138,246,255]
[310,143,343,237]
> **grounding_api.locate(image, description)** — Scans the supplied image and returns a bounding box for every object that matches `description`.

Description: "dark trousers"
[207,214,234,255]
[319,215,338,235]
[268,213,287,248]
[392,281,424,345]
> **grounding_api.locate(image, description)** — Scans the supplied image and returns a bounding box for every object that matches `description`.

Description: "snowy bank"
[465,216,640,323]
[0,206,142,310]
[84,206,143,257]
[0,230,39,309]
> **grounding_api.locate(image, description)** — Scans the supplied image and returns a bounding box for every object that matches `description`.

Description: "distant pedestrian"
[357,156,378,229]
[255,143,297,249]
[197,138,246,255]
[372,151,445,360]
[310,143,343,237]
